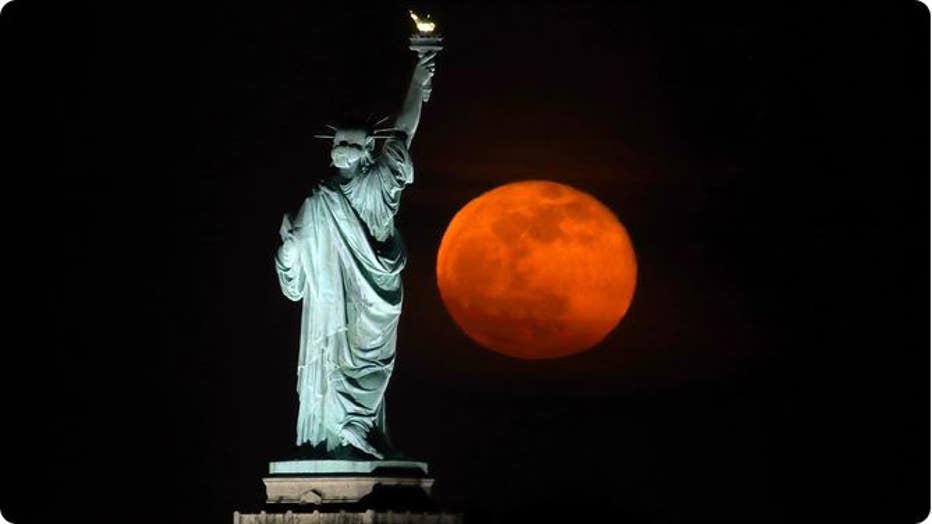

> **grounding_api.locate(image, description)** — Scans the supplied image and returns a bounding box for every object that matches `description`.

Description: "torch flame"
[409,10,436,33]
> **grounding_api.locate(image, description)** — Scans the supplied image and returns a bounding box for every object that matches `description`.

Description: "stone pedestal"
[269,460,429,476]
[233,510,461,523]
[264,460,432,504]
[264,476,434,505]
[235,459,461,523]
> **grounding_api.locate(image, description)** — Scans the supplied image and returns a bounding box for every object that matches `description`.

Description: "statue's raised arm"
[393,50,437,149]
[395,12,443,149]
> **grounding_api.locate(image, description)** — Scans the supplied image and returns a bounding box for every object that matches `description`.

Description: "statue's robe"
[275,137,413,453]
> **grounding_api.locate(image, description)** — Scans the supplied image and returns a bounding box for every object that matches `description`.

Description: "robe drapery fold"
[276,138,414,454]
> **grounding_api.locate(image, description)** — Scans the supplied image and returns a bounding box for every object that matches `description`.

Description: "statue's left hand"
[279,214,294,242]
[278,237,298,267]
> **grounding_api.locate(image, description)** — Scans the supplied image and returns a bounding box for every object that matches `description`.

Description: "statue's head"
[329,127,375,172]
[315,117,395,176]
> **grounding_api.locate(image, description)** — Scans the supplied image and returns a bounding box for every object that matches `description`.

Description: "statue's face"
[331,128,374,171]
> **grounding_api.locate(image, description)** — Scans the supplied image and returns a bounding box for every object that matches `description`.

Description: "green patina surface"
[269,459,429,475]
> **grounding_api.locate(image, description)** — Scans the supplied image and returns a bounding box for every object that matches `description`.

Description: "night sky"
[1,1,928,523]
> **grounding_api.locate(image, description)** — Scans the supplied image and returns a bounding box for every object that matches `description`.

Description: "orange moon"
[436,180,637,359]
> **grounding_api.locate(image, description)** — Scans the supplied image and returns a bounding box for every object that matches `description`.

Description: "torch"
[409,10,443,102]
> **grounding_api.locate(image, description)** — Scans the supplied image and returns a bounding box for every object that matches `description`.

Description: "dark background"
[1,1,928,522]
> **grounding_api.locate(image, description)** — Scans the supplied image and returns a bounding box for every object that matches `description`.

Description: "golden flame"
[409,10,436,33]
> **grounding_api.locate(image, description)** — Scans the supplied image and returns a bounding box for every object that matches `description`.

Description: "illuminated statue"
[275,24,439,460]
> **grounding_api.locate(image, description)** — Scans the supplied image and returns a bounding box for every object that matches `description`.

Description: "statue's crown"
[313,115,398,141]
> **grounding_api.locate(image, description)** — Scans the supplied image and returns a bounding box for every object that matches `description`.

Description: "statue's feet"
[340,426,384,460]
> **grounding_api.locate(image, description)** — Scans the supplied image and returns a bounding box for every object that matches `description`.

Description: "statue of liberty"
[274,41,438,460]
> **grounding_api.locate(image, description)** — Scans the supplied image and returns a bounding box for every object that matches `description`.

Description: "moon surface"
[436,180,637,359]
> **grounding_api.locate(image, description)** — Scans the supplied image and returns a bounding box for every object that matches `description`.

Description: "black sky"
[0,1,928,523]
